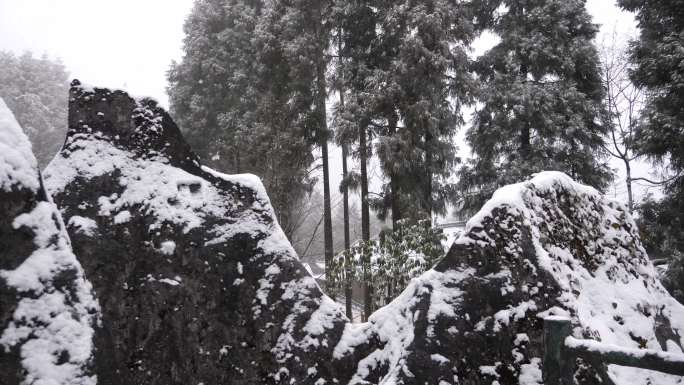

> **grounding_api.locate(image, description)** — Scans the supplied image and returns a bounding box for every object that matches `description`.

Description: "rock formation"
[333,172,684,385]
[33,80,684,385]
[43,81,350,385]
[0,97,99,385]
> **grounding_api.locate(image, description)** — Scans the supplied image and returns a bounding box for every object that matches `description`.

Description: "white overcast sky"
[0,0,656,206]
[0,0,194,106]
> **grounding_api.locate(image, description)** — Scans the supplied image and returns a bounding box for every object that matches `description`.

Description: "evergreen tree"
[0,51,69,166]
[168,0,259,172]
[334,0,477,317]
[458,0,611,211]
[328,219,445,308]
[168,0,318,240]
[617,0,684,179]
[263,0,336,282]
[335,27,354,319]
[334,0,379,320]
[618,0,684,302]
[370,0,476,225]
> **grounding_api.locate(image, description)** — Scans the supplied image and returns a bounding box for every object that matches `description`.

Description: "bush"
[327,219,445,308]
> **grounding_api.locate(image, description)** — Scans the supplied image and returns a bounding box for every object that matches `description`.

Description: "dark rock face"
[0,98,98,385]
[42,81,684,385]
[44,81,351,385]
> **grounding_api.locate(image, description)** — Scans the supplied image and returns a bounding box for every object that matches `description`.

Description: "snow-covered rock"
[0,97,99,385]
[42,81,684,385]
[332,171,684,384]
[44,81,349,385]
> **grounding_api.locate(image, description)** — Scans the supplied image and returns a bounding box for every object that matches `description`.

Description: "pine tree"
[168,0,318,240]
[334,0,477,317]
[0,51,69,166]
[458,0,611,211]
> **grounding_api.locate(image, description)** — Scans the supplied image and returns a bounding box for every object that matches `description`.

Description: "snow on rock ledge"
[0,98,99,385]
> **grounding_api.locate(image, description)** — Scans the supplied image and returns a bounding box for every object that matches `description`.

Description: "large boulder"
[44,81,350,385]
[334,172,684,385]
[0,97,99,385]
[43,81,684,385]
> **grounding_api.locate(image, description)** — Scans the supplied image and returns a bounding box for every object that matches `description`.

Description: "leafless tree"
[600,31,682,212]
[600,31,645,212]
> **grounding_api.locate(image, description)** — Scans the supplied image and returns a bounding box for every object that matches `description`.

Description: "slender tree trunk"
[235,145,241,174]
[389,114,401,229]
[342,142,352,319]
[519,62,531,161]
[359,121,372,321]
[517,3,531,163]
[625,159,634,213]
[338,32,353,318]
[315,6,334,294]
[424,124,433,222]
[321,127,333,284]
[391,175,401,228]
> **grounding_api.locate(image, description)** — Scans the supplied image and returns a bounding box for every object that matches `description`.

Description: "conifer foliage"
[336,0,477,225]
[618,0,684,175]
[333,0,478,316]
[168,0,319,239]
[0,51,69,166]
[458,0,611,211]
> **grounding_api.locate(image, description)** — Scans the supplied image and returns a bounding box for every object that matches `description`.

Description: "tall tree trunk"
[338,32,353,318]
[320,125,333,285]
[517,3,531,164]
[235,145,241,174]
[315,5,334,293]
[342,142,352,319]
[359,121,372,321]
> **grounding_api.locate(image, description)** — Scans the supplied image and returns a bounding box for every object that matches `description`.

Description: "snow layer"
[45,134,229,233]
[462,171,684,384]
[0,102,99,385]
[335,268,472,384]
[1,203,100,385]
[0,98,40,192]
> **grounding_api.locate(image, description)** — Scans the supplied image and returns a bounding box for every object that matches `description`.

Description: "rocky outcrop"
[334,172,684,385]
[0,97,99,385]
[44,81,350,385]
[41,81,684,385]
